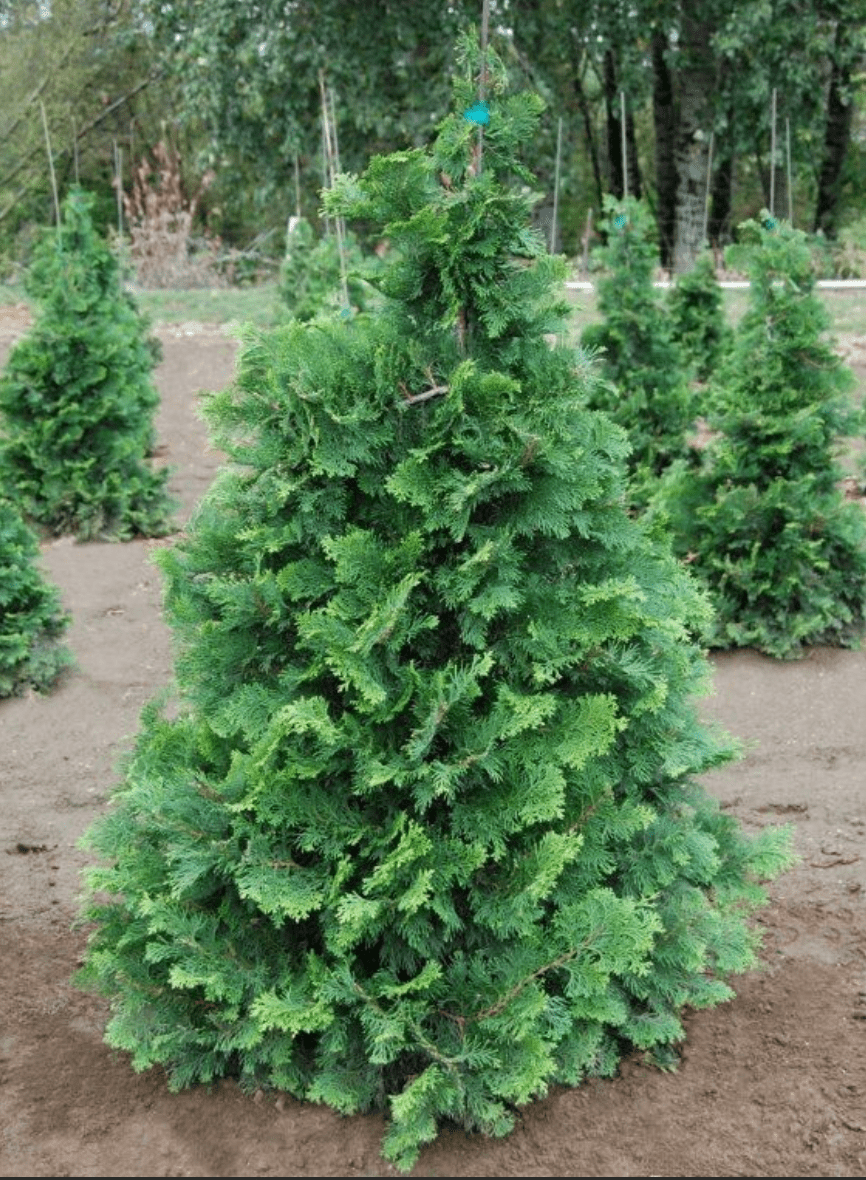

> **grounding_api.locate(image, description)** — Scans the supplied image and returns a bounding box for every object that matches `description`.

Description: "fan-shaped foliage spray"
[77,40,794,1170]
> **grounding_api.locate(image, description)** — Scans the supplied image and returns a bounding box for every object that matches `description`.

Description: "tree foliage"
[0,497,72,697]
[652,214,866,657]
[667,251,731,380]
[0,0,163,253]
[581,196,697,498]
[2,2,865,268]
[0,188,174,540]
[275,218,377,323]
[77,41,793,1171]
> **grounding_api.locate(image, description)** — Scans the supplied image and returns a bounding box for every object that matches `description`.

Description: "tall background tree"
[0,0,167,260]
[1,1,864,271]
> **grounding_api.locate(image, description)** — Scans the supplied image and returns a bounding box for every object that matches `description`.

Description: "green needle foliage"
[581,196,697,500]
[276,217,376,323]
[0,498,72,697]
[77,41,794,1171]
[667,252,731,382]
[0,188,174,541]
[653,215,866,658]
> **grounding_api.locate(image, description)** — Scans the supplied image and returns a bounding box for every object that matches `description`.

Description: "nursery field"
[1,297,865,1177]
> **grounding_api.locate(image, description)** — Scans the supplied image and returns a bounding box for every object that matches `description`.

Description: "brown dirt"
[1,310,864,1178]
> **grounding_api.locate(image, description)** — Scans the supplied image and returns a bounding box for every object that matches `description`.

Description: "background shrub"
[0,189,174,540]
[0,498,72,697]
[652,215,866,657]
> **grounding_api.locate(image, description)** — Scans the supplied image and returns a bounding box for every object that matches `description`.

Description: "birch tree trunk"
[671,6,715,273]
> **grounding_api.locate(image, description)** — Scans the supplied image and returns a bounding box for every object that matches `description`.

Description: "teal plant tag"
[463,100,490,125]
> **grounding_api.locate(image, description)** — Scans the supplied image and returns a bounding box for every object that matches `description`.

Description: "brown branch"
[0,49,72,143]
[448,942,588,1028]
[402,383,450,406]
[0,73,156,224]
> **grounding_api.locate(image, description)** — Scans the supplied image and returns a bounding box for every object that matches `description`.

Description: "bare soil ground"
[1,309,864,1177]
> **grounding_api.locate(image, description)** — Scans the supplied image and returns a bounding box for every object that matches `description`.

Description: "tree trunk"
[574,68,604,210]
[652,29,677,270]
[813,23,855,239]
[708,135,734,248]
[671,6,716,273]
[626,109,642,200]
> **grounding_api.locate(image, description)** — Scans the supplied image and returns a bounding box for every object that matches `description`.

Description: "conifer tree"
[77,41,794,1171]
[0,188,174,541]
[276,217,375,323]
[0,497,72,697]
[667,251,731,382]
[652,215,866,657]
[581,196,697,499]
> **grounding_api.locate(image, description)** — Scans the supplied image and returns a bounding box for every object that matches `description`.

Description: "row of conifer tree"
[0,35,862,1169]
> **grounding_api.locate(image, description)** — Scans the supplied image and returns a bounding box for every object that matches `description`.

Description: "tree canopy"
[1,1,864,269]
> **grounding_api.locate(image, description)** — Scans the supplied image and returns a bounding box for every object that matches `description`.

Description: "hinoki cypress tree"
[0,188,174,541]
[667,251,731,382]
[653,215,866,658]
[581,196,696,499]
[0,498,72,697]
[77,43,793,1171]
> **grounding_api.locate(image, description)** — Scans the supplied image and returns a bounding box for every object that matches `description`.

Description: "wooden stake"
[39,100,61,240]
[770,87,777,216]
[551,116,563,253]
[702,131,714,248]
[320,120,331,235]
[114,140,123,237]
[581,207,593,274]
[786,116,793,225]
[293,152,301,218]
[318,71,349,310]
[328,86,350,308]
[477,0,490,177]
[72,116,79,184]
[620,90,628,200]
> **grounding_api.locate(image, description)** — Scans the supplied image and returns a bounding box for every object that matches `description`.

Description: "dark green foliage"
[581,197,697,499]
[0,497,72,697]
[653,216,866,658]
[0,189,174,540]
[77,43,794,1171]
[667,252,731,381]
[276,218,376,323]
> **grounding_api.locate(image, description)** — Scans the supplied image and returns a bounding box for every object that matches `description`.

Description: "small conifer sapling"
[77,43,794,1171]
[652,215,866,657]
[667,251,731,382]
[0,498,72,697]
[581,196,697,499]
[277,217,377,323]
[0,188,174,541]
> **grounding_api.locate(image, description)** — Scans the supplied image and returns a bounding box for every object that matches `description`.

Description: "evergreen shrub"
[0,188,174,540]
[581,196,697,498]
[0,498,72,697]
[77,44,794,1170]
[277,217,376,323]
[652,215,866,657]
[667,252,731,381]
